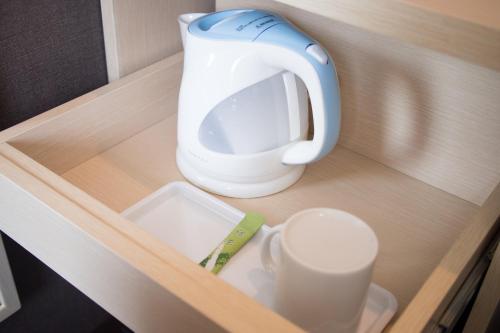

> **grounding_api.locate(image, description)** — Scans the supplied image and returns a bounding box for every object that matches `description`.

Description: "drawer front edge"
[0,157,222,333]
[391,183,500,332]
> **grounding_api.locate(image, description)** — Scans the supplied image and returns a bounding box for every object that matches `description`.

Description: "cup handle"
[261,225,283,274]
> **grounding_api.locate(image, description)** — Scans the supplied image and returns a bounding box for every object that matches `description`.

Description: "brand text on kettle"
[236,15,275,31]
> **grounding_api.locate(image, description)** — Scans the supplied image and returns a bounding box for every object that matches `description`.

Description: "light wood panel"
[268,0,500,71]
[218,0,500,206]
[0,160,222,333]
[392,183,500,332]
[60,114,479,315]
[101,0,214,80]
[402,0,500,30]
[8,53,183,174]
[101,0,500,73]
[100,0,120,81]
[1,50,497,332]
[0,150,302,333]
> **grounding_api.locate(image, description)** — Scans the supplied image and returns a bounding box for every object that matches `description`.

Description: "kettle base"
[176,149,305,198]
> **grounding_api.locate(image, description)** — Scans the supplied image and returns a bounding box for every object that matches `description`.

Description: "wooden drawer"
[0,52,498,332]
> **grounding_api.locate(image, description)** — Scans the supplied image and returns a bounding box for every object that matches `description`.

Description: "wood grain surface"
[101,0,214,79]
[8,54,182,174]
[1,49,498,331]
[60,114,479,315]
[218,0,500,206]
[269,0,500,71]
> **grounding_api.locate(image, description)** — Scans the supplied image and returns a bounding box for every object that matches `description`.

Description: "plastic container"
[122,182,397,333]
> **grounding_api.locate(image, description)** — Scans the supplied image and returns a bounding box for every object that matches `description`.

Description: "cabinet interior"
[4,54,483,320]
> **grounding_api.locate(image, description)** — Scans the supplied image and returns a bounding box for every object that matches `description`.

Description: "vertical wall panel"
[102,0,214,79]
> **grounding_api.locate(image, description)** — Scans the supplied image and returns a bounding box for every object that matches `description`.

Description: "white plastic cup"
[261,208,378,333]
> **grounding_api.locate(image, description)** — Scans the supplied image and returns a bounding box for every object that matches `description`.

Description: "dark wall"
[0,1,126,332]
[0,0,107,130]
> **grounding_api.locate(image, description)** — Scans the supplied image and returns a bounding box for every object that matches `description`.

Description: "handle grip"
[256,24,341,165]
[260,225,283,274]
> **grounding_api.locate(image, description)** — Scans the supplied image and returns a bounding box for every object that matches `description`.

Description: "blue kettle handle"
[256,23,341,164]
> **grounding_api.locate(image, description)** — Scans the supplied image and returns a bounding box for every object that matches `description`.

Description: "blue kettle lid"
[189,9,298,42]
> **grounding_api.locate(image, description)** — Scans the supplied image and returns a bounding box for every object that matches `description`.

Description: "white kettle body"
[177,10,341,198]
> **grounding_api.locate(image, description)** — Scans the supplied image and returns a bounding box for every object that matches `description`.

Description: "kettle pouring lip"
[178,13,208,48]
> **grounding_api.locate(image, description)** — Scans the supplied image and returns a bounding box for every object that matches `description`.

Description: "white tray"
[122,182,398,333]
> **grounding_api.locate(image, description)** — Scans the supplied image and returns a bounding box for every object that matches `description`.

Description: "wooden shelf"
[62,113,479,316]
[257,0,500,70]
[1,54,498,332]
[219,0,500,208]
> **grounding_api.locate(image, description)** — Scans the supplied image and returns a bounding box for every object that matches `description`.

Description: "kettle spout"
[178,13,207,48]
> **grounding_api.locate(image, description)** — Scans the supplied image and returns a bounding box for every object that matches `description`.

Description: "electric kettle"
[177,9,341,198]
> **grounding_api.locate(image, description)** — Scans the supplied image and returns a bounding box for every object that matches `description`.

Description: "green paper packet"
[199,212,265,274]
